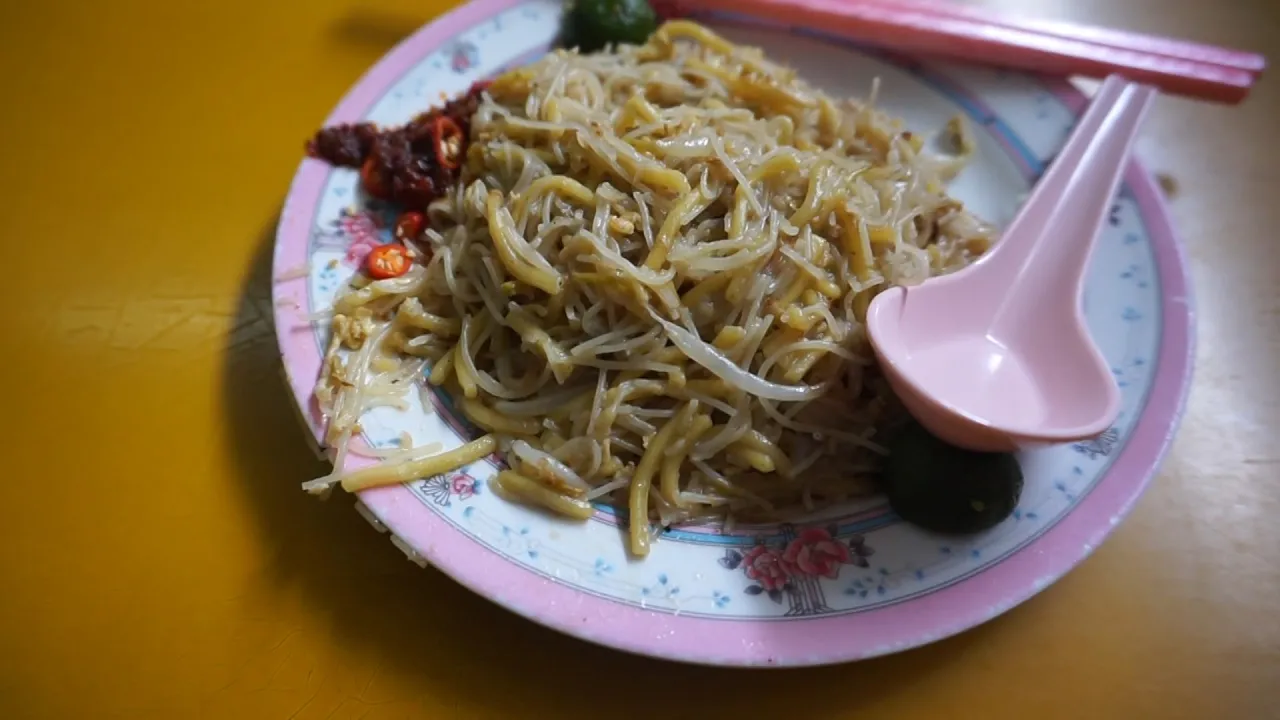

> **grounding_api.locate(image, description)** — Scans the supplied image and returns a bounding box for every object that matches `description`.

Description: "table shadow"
[222,205,1006,717]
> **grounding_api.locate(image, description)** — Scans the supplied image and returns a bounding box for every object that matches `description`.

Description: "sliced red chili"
[432,116,464,170]
[366,244,411,279]
[360,156,388,199]
[394,211,426,243]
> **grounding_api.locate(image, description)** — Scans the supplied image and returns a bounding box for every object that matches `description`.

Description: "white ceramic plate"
[273,0,1193,667]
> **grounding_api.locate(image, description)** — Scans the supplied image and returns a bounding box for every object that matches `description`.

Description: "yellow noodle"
[340,436,497,492]
[460,396,542,436]
[486,191,564,294]
[628,410,685,556]
[662,414,714,505]
[427,345,456,386]
[493,470,595,520]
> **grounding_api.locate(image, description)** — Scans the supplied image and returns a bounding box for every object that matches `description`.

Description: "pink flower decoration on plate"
[783,528,853,579]
[344,235,382,267]
[338,207,380,236]
[450,41,479,73]
[741,545,791,591]
[450,474,477,500]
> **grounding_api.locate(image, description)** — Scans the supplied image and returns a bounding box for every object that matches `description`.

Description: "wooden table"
[1,0,1276,717]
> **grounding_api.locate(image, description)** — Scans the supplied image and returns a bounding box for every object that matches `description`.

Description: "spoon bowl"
[868,285,1120,451]
[867,76,1155,451]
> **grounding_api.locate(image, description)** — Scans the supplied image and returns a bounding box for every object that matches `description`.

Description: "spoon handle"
[987,75,1156,334]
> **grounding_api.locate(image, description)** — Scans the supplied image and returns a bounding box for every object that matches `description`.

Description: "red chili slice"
[366,244,411,279]
[394,211,426,243]
[432,115,464,170]
[360,156,388,199]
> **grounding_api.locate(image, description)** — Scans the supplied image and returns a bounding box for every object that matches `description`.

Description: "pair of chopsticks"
[665,0,1265,103]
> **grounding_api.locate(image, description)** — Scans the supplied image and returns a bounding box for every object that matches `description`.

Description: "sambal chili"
[305,81,489,209]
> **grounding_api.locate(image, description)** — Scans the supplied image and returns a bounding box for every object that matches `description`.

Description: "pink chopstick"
[666,0,1263,103]
[859,0,1265,76]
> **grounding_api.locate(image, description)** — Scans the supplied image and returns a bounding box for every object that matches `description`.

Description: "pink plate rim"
[271,0,1194,667]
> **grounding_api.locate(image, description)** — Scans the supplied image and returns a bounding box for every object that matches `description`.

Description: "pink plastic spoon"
[866,75,1156,452]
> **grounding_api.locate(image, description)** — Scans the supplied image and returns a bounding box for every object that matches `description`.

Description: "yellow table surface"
[2,0,1278,717]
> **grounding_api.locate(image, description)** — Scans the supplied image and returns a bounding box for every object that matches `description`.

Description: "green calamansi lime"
[563,0,659,54]
[883,421,1024,534]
